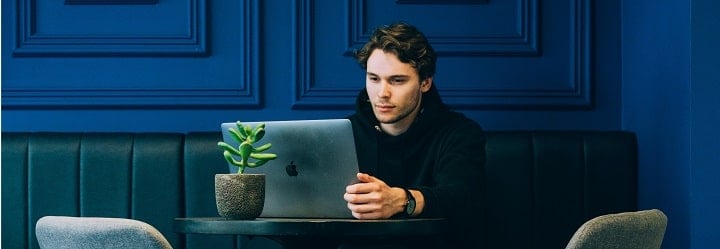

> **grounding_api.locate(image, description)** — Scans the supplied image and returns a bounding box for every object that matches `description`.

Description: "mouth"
[375,104,394,112]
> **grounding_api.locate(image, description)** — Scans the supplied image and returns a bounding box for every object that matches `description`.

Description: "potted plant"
[215,121,277,219]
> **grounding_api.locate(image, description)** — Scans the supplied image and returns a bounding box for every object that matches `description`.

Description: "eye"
[367,75,379,82]
[390,78,407,85]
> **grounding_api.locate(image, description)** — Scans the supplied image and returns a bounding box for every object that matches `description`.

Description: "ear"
[420,77,433,93]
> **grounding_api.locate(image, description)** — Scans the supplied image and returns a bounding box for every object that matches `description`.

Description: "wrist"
[401,188,417,218]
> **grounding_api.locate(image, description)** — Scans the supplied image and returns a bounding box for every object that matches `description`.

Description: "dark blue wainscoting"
[3,0,620,132]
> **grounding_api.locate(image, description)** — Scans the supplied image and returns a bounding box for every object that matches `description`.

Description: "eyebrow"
[366,72,410,79]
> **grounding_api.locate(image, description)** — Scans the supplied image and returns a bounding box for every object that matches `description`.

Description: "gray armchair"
[36,216,173,249]
[565,209,668,249]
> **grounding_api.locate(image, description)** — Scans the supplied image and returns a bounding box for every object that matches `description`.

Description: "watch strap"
[403,188,416,217]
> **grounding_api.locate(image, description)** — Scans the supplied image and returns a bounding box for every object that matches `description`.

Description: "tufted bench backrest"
[2,131,636,249]
[483,131,637,248]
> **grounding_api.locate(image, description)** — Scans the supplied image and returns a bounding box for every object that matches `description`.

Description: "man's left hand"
[344,173,406,219]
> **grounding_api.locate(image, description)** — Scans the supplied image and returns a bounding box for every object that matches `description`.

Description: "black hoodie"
[347,85,486,249]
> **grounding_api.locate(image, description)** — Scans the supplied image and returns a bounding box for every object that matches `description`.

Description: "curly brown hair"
[355,22,437,81]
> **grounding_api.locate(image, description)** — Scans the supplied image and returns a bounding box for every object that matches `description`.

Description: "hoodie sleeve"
[415,117,486,248]
[417,118,485,216]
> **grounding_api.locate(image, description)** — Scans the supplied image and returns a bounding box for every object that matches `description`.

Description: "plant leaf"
[243,125,253,141]
[250,152,277,160]
[247,159,269,168]
[252,128,266,143]
[235,122,249,140]
[228,127,246,142]
[223,151,241,166]
[217,142,241,156]
[253,143,272,152]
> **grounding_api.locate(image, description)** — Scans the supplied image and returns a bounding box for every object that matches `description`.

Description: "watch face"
[405,199,416,215]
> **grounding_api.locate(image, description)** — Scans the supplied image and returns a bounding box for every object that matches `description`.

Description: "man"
[344,22,486,249]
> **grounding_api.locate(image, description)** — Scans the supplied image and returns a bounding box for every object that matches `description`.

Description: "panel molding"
[441,0,591,108]
[292,0,592,109]
[396,0,488,4]
[65,0,159,4]
[291,0,358,109]
[3,0,260,108]
[13,0,207,56]
[346,0,538,56]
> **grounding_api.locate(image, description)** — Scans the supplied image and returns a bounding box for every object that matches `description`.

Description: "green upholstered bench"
[1,131,636,249]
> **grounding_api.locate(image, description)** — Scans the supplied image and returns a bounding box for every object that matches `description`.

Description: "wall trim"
[292,0,591,109]
[346,0,538,56]
[3,0,261,108]
[13,0,207,56]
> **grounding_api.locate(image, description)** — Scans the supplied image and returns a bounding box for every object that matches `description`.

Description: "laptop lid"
[220,119,359,218]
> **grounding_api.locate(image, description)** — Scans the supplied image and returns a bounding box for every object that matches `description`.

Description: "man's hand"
[344,173,406,219]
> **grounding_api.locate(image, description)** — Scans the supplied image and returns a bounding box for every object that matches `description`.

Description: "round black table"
[174,217,447,249]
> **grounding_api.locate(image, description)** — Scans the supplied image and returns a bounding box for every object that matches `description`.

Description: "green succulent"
[217,121,277,174]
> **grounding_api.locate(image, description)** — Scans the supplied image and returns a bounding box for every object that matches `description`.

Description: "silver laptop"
[220,119,359,218]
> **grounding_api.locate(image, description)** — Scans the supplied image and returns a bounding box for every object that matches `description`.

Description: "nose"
[377,82,391,98]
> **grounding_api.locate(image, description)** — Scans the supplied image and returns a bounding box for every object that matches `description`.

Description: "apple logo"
[285,161,298,176]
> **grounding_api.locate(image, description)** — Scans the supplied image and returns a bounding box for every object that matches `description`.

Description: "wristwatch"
[403,188,416,217]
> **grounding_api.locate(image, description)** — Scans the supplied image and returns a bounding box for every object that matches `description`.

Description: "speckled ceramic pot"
[214,174,265,220]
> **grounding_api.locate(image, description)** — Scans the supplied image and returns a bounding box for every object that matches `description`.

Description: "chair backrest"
[565,209,668,249]
[36,216,173,249]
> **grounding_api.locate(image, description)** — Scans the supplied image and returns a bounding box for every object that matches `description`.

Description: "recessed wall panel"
[293,0,591,109]
[14,0,206,56]
[4,0,260,108]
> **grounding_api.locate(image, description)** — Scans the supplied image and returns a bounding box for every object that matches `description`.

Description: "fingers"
[347,202,387,220]
[344,191,379,204]
[344,183,386,219]
[356,173,381,183]
[346,202,379,213]
[351,211,385,220]
[344,173,395,219]
[344,192,359,203]
[346,173,385,194]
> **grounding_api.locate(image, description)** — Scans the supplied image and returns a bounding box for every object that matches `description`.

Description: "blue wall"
[621,1,691,248]
[690,0,720,248]
[3,0,622,132]
[3,0,718,249]
[622,0,720,249]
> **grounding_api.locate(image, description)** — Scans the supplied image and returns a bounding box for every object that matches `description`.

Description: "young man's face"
[365,49,432,128]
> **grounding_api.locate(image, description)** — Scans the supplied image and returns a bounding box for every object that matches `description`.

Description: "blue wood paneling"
[3,0,592,110]
[293,0,591,109]
[14,0,206,56]
[4,0,259,107]
[1,0,623,132]
[349,0,536,56]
